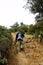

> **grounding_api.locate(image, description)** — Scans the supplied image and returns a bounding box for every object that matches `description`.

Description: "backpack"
[17,33,22,40]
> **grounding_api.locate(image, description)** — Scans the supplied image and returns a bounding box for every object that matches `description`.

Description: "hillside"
[8,33,43,65]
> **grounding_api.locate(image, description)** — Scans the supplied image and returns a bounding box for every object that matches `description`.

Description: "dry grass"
[8,33,43,65]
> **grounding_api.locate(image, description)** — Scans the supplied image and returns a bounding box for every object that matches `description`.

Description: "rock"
[32,45,36,48]
[29,45,36,48]
[26,53,29,56]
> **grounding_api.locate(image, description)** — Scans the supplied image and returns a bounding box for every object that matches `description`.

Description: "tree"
[25,0,43,22]
[14,22,19,27]
[10,22,19,32]
[19,23,28,33]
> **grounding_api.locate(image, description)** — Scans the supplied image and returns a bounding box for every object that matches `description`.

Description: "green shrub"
[0,26,12,51]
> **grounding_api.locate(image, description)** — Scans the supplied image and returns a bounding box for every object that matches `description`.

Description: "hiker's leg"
[20,40,23,50]
[17,40,21,52]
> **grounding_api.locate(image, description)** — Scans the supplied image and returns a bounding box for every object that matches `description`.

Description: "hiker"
[15,31,24,52]
[0,51,8,65]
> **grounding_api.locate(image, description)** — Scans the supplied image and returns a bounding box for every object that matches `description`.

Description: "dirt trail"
[8,33,43,65]
[8,33,29,65]
[8,45,29,65]
[16,52,29,65]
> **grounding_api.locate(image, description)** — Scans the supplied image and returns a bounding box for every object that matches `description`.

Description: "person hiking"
[15,31,24,52]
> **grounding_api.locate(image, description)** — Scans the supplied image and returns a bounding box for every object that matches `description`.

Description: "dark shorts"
[17,39,22,41]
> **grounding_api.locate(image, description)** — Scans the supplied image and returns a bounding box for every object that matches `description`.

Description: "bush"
[0,26,12,51]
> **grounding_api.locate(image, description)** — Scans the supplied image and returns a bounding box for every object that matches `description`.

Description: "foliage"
[10,22,43,39]
[25,0,43,22]
[27,22,43,38]
[27,0,43,13]
[19,23,28,33]
[0,26,12,51]
[10,22,19,32]
[10,22,28,34]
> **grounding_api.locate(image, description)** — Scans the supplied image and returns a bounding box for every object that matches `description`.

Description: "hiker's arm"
[22,33,24,37]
